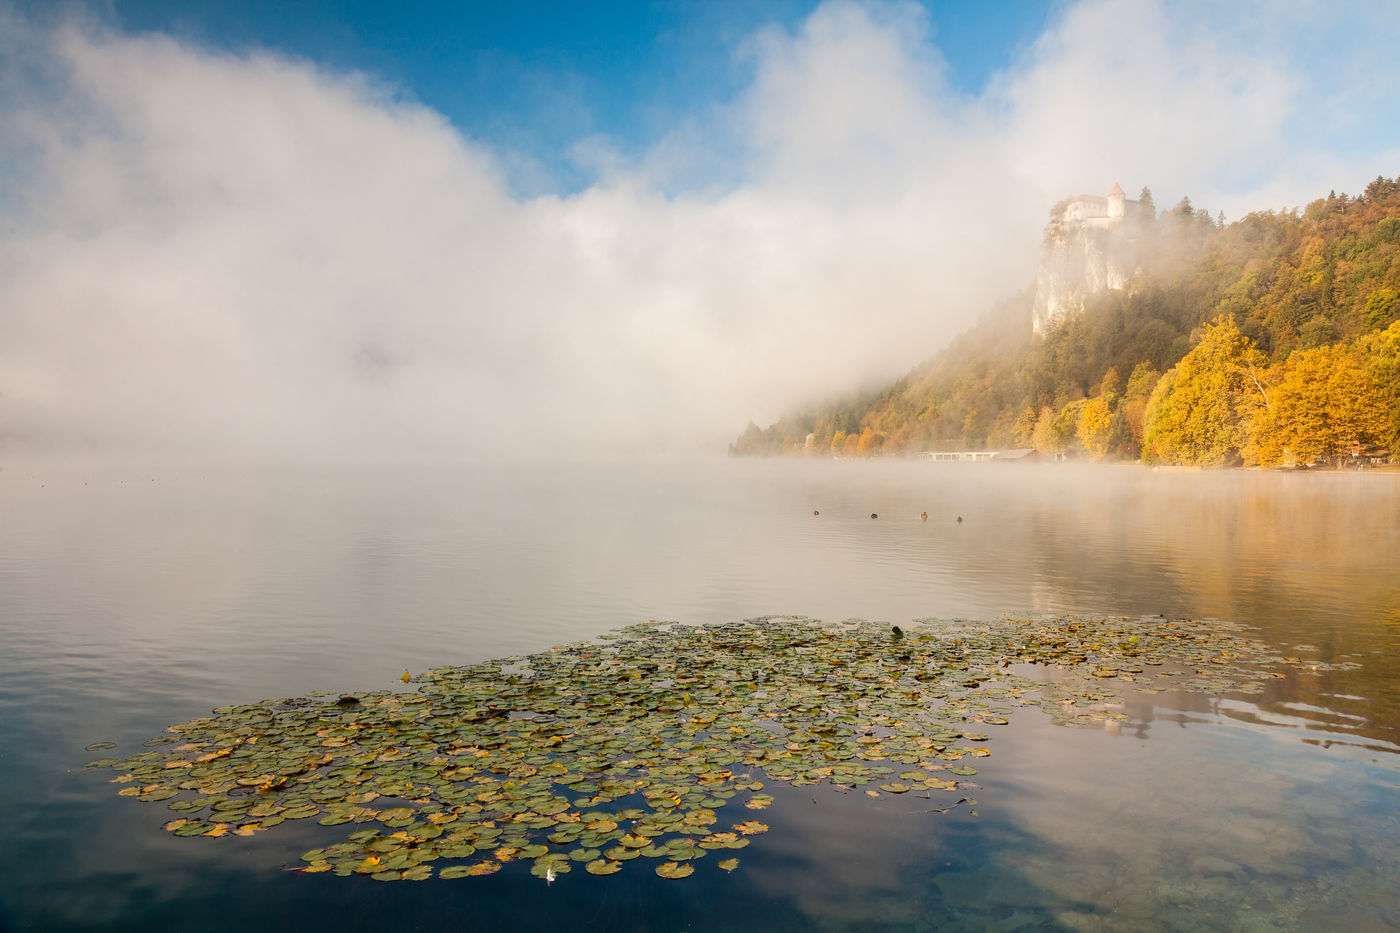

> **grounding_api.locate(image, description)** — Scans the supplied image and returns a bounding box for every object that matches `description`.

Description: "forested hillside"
[732,176,1400,467]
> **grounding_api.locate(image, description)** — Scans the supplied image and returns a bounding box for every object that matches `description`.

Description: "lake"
[1,459,1397,932]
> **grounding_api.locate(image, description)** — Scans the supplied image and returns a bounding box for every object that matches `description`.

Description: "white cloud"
[1,0,1397,463]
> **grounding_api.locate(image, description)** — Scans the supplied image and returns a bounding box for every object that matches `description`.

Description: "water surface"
[1,460,1397,931]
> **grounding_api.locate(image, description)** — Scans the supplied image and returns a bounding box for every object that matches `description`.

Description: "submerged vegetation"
[733,176,1400,466]
[87,615,1343,883]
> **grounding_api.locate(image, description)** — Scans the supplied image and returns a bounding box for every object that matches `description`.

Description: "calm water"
[1,460,1398,932]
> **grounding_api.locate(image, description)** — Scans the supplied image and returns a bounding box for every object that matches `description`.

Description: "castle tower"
[1106,182,1126,222]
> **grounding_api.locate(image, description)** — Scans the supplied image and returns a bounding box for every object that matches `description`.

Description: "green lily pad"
[93,614,1314,887]
[655,861,694,879]
[585,859,622,875]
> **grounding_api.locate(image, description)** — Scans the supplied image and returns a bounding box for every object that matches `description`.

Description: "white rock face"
[1032,186,1145,334]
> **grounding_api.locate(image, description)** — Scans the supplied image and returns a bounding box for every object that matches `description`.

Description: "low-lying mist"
[1,0,1395,464]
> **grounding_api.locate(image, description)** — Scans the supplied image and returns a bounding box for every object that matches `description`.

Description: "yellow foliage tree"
[1358,319,1400,447]
[1076,396,1116,459]
[1143,317,1267,465]
[1248,343,1391,467]
[1031,405,1073,454]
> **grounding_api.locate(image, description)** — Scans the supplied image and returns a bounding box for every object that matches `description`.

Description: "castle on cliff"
[1057,183,1141,230]
[1032,183,1150,334]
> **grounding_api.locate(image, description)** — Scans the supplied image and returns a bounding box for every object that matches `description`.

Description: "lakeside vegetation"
[733,176,1400,467]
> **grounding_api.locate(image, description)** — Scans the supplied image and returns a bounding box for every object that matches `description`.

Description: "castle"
[1057,183,1136,229]
[1032,183,1149,334]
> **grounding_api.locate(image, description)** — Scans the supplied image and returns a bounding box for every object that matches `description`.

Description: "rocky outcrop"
[1032,184,1148,334]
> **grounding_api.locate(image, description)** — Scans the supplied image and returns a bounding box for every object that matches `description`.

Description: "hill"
[732,176,1400,467]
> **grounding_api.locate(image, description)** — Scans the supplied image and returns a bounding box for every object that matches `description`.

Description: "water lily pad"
[585,859,622,875]
[717,858,740,872]
[654,861,694,879]
[463,860,501,876]
[93,613,1315,888]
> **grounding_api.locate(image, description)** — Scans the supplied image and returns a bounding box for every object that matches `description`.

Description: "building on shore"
[919,449,1045,463]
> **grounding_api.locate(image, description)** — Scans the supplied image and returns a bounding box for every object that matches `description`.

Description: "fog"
[1,0,1397,464]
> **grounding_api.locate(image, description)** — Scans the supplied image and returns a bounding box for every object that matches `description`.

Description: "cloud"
[0,0,1397,463]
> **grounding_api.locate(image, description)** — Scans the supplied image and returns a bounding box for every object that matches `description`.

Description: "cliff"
[1031,184,1151,334]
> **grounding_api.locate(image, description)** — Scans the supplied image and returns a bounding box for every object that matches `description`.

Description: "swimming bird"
[871,513,878,519]
[957,516,963,523]
[920,511,928,521]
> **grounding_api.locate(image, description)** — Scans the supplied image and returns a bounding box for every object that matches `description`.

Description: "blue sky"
[31,0,1056,193]
[1,0,1398,461]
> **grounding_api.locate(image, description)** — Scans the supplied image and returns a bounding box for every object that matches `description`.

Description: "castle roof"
[1109,182,1125,196]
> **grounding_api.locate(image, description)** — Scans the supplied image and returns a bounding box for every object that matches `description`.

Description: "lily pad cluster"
[86,614,1328,883]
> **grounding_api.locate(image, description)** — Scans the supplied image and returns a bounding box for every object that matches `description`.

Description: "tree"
[1098,366,1125,398]
[1031,406,1072,454]
[1248,344,1390,467]
[1138,187,1156,221]
[1365,287,1398,329]
[1143,317,1266,465]
[1124,361,1161,401]
[1076,396,1115,459]
[1357,320,1400,447]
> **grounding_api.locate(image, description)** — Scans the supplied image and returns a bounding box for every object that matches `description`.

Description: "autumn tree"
[1366,287,1398,329]
[1248,344,1391,467]
[1143,317,1267,465]
[1075,396,1115,459]
[1358,320,1400,446]
[1031,405,1072,454]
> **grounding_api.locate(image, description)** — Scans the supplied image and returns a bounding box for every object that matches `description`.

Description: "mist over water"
[2,460,1398,931]
[4,1,1400,928]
